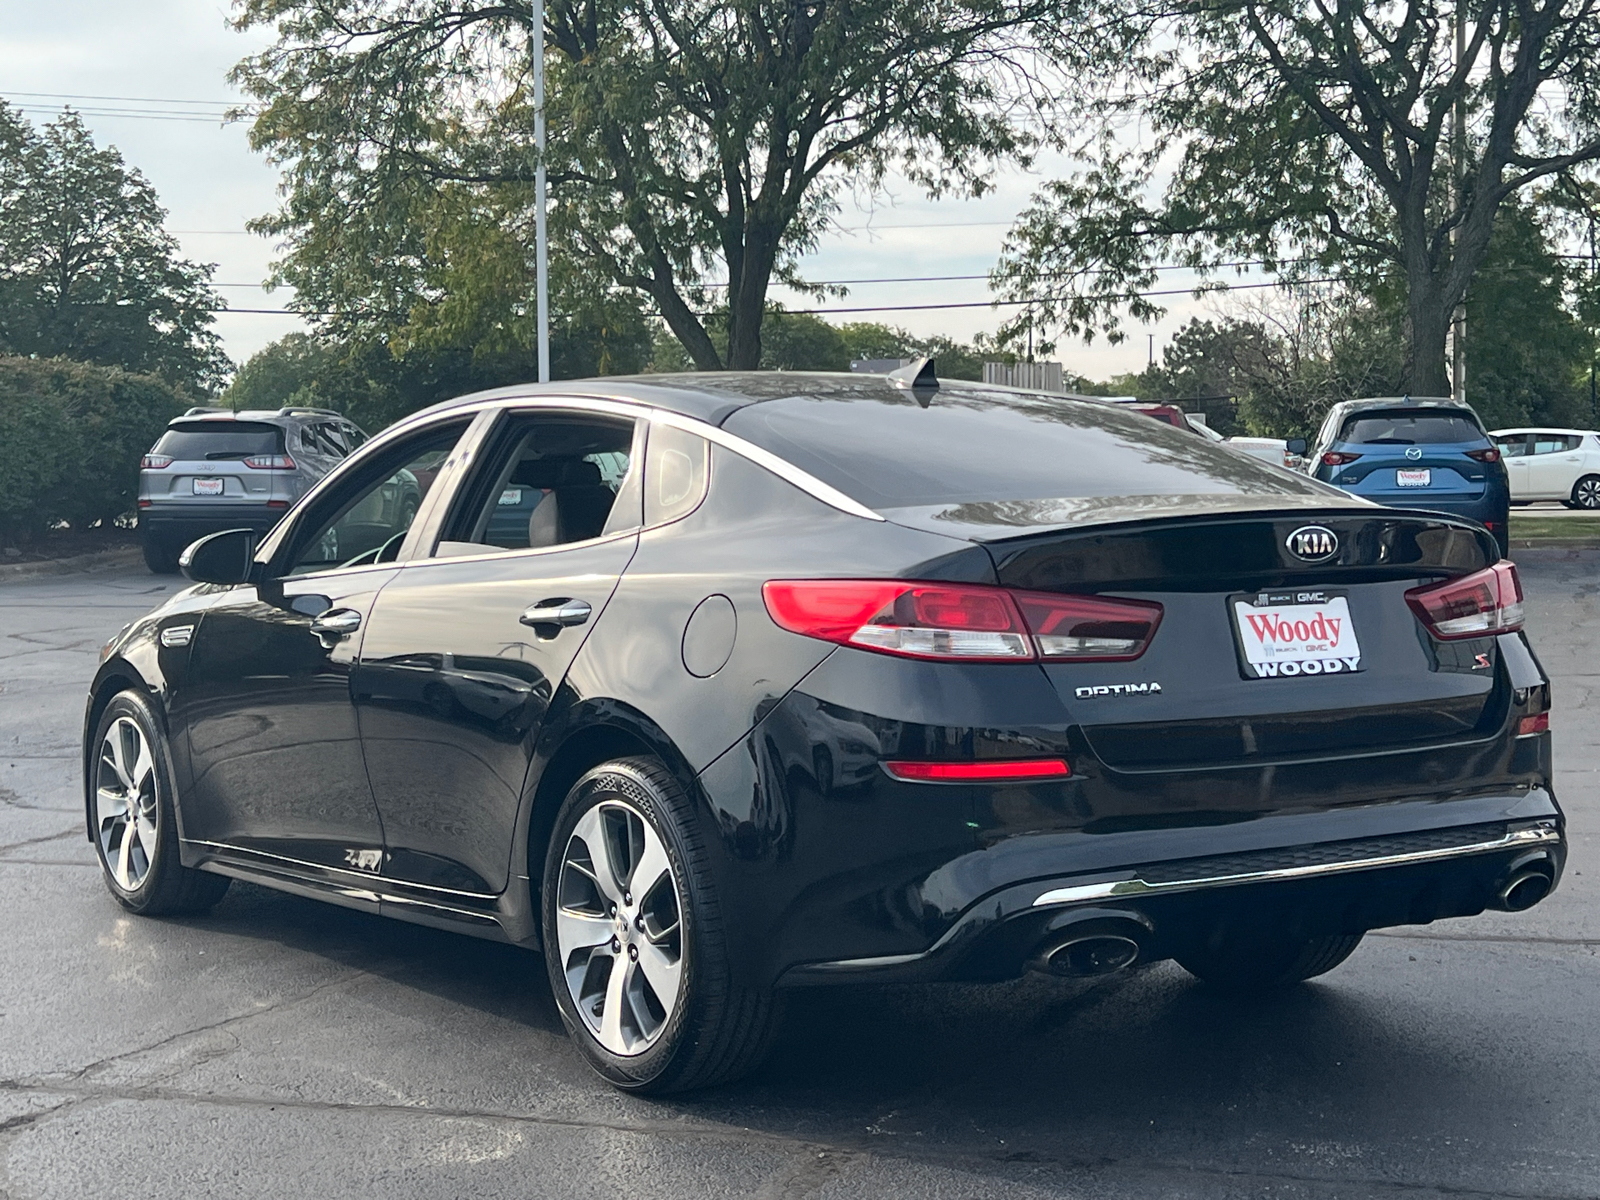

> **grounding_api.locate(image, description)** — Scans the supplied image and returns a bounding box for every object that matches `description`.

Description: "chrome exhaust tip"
[1496,869,1553,913]
[1039,934,1142,977]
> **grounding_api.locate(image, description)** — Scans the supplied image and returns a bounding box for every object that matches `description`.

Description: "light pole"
[532,0,550,383]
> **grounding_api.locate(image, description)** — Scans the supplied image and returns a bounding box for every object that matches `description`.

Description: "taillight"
[762,580,1032,661]
[140,454,173,470]
[884,759,1071,783]
[1010,589,1163,661]
[243,454,296,470]
[1322,451,1362,466]
[1517,712,1549,737]
[761,581,1163,662]
[1405,561,1524,639]
[1466,447,1501,463]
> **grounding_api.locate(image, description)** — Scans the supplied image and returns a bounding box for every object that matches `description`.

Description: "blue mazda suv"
[1309,398,1510,554]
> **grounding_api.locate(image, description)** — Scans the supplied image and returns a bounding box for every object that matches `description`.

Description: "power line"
[3,90,234,107]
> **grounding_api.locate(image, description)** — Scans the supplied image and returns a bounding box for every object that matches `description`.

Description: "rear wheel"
[141,536,180,574]
[1175,929,1363,992]
[542,757,782,1093]
[91,690,230,915]
[1572,475,1600,510]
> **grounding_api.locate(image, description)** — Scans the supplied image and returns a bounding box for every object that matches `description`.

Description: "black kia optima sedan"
[84,367,1565,1092]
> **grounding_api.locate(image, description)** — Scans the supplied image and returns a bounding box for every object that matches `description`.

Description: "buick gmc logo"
[1287,525,1339,563]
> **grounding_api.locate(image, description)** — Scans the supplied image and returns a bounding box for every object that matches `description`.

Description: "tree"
[0,103,229,392]
[995,0,1600,395]
[231,0,1062,371]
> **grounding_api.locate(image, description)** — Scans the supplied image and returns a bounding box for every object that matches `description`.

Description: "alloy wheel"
[1577,477,1600,509]
[96,716,158,891]
[555,799,684,1056]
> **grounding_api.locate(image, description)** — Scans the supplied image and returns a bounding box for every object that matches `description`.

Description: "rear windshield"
[721,386,1320,510]
[152,421,285,461]
[1339,411,1483,445]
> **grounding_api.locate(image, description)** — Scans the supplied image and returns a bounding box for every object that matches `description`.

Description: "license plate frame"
[1229,589,1364,680]
[192,477,224,496]
[1395,468,1432,487]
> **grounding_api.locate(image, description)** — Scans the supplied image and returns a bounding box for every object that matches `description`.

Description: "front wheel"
[1175,929,1363,992]
[1571,474,1600,510]
[542,757,781,1093]
[90,690,230,915]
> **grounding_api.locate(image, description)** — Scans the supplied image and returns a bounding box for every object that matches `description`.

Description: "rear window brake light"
[243,454,296,470]
[761,580,1162,663]
[1405,561,1524,639]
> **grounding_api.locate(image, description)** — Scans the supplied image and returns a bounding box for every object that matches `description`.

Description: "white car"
[1489,427,1600,509]
[1186,417,1300,469]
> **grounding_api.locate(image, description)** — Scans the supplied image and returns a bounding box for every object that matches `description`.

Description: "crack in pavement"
[1371,931,1600,947]
[0,1078,1588,1200]
[0,827,78,856]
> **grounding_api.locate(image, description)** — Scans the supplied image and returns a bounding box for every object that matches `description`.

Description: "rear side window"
[1339,411,1483,445]
[1533,434,1583,454]
[152,421,285,460]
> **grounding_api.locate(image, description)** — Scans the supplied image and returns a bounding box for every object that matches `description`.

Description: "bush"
[0,357,187,543]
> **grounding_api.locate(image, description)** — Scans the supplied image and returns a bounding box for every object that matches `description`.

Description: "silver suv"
[137,407,370,573]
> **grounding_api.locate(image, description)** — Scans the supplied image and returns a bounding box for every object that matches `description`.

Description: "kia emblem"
[1286,525,1339,563]
[1405,446,1423,460]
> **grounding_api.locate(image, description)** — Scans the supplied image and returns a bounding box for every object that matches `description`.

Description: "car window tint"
[1532,437,1569,455]
[440,414,638,554]
[1339,412,1483,444]
[1494,435,1531,457]
[153,422,284,461]
[283,422,469,575]
[318,423,351,457]
[721,388,1315,511]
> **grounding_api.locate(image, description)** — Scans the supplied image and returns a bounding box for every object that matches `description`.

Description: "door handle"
[310,608,363,637]
[520,598,592,630]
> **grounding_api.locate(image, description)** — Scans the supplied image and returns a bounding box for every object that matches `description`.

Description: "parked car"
[1185,416,1303,470]
[1489,427,1600,509]
[137,407,372,573]
[1309,398,1511,554]
[87,370,1563,1094]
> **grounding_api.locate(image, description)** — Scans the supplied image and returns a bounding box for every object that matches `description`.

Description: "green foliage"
[231,0,1062,370]
[1465,203,1592,430]
[0,103,229,393]
[996,0,1600,395]
[0,357,187,542]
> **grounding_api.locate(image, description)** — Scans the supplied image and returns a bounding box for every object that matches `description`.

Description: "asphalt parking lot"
[0,553,1595,1199]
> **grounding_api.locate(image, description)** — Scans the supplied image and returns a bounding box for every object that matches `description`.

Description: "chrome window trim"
[1030,822,1562,908]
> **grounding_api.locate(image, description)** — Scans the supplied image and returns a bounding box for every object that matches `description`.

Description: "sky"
[0,0,1221,382]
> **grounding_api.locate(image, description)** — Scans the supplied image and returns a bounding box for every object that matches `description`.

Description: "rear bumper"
[778,801,1564,985]
[140,504,287,546]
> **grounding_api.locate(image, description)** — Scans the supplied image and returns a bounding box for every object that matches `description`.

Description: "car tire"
[1572,474,1600,510]
[90,690,231,916]
[1175,929,1363,992]
[142,537,181,575]
[541,756,783,1093]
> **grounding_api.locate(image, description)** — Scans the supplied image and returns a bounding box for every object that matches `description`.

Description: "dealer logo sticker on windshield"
[1231,590,1363,679]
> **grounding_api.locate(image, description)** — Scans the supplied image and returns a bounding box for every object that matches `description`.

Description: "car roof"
[167,407,354,427]
[1334,396,1476,416]
[407,370,1131,429]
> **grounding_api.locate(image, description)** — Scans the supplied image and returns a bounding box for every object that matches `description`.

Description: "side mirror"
[180,528,257,584]
[1286,438,1308,456]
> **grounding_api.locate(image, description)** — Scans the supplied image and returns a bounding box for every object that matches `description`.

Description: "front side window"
[281,421,470,575]
[436,412,639,556]
[1495,434,1531,458]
